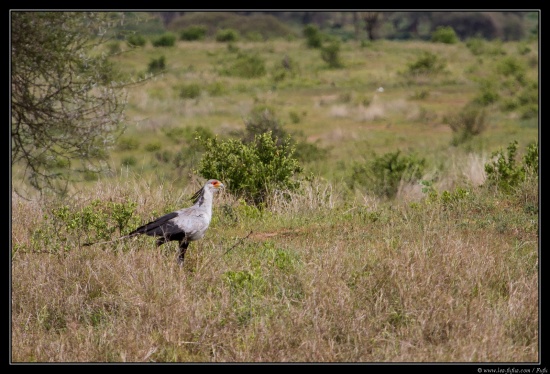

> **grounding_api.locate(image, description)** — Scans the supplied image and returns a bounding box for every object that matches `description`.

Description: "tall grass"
[11,162,538,362]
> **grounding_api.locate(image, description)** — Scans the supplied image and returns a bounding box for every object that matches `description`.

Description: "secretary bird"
[84,179,224,265]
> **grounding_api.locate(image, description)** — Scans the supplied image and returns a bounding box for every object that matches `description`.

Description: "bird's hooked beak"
[214,180,225,190]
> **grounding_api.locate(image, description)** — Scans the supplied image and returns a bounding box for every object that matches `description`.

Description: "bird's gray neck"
[195,187,214,209]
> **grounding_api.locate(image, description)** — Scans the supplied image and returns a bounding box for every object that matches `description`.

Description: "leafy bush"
[465,37,485,55]
[303,24,322,48]
[320,41,343,68]
[27,199,140,253]
[127,33,147,47]
[431,26,458,44]
[121,156,137,167]
[179,83,201,99]
[473,78,500,106]
[147,55,166,73]
[496,56,526,81]
[180,25,207,41]
[145,141,162,152]
[404,51,446,77]
[117,136,140,151]
[242,105,287,145]
[206,81,227,96]
[348,151,426,199]
[216,28,239,42]
[152,33,176,47]
[222,52,266,78]
[447,103,488,146]
[196,132,302,206]
[485,141,538,194]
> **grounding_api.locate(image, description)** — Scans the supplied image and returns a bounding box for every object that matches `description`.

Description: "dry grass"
[11,172,538,362]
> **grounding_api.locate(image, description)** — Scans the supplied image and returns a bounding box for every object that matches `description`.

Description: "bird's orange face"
[210,180,224,189]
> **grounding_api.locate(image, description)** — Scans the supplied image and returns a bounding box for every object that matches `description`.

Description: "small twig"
[198,230,253,271]
[221,230,253,257]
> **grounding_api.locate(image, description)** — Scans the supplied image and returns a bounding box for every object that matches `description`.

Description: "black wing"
[127,212,184,242]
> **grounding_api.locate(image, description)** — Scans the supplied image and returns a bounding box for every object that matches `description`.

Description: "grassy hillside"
[89,37,537,193]
[11,35,539,362]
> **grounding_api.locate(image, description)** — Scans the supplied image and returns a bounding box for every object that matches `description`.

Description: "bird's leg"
[177,241,189,265]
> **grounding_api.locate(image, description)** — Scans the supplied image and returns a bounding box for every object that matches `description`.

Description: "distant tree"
[360,12,383,41]
[11,12,132,196]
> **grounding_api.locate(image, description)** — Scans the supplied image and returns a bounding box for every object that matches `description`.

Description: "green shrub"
[473,78,500,106]
[222,52,266,78]
[320,41,343,68]
[180,25,207,41]
[216,28,239,42]
[293,141,330,164]
[196,132,302,207]
[242,105,287,144]
[289,111,301,124]
[121,156,137,167]
[145,141,162,152]
[152,33,176,47]
[179,83,201,99]
[465,37,485,55]
[431,26,458,44]
[485,141,538,194]
[447,103,488,146]
[147,55,166,74]
[348,151,426,199]
[206,81,227,96]
[303,24,322,48]
[28,199,140,253]
[517,42,532,55]
[404,51,446,77]
[117,136,140,151]
[127,33,147,47]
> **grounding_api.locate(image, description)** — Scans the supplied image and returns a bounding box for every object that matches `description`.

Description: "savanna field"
[11,17,539,363]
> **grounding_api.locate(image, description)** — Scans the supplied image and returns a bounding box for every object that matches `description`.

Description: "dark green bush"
[196,132,302,207]
[216,28,239,42]
[303,24,322,48]
[206,81,227,96]
[222,52,266,78]
[320,41,343,68]
[447,103,488,146]
[147,55,166,73]
[117,136,140,151]
[431,26,458,44]
[145,141,162,152]
[127,33,147,47]
[179,83,201,99]
[180,25,207,41]
[152,33,176,47]
[404,51,446,77]
[242,105,287,145]
[121,156,137,167]
[348,151,426,199]
[465,37,485,55]
[473,78,500,106]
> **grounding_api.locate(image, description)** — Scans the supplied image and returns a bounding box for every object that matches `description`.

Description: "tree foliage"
[11,11,128,195]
